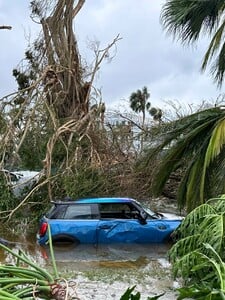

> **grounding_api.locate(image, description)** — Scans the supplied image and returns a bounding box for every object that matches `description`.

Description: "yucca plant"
[0,226,69,299]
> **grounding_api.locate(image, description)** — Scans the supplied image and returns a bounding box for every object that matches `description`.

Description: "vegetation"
[0,0,173,223]
[129,86,162,127]
[161,0,225,86]
[0,227,68,299]
[159,1,225,296]
[0,0,134,219]
[131,0,225,212]
[138,106,225,212]
[1,0,224,221]
[0,172,17,212]
[169,195,225,299]
[120,286,164,299]
[3,1,225,299]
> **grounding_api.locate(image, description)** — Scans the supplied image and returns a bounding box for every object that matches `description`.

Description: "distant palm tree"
[161,0,225,86]
[140,106,225,212]
[129,86,150,127]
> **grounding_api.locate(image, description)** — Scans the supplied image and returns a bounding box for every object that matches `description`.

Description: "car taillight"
[39,222,48,237]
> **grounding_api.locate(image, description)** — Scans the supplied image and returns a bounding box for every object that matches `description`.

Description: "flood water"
[0,222,172,271]
[0,223,179,299]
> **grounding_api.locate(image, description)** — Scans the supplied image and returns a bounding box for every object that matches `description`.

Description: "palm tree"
[161,0,225,86]
[129,86,151,127]
[140,106,225,212]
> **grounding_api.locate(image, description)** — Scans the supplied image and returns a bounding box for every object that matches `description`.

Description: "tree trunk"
[41,0,90,119]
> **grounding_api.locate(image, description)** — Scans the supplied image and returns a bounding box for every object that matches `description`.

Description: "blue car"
[37,197,182,245]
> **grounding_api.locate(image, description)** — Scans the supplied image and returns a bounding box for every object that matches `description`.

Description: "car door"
[96,202,173,243]
[97,219,173,243]
[97,218,143,243]
[96,202,144,243]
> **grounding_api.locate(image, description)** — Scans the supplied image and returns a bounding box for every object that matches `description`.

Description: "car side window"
[99,203,135,219]
[64,204,93,219]
[47,205,67,219]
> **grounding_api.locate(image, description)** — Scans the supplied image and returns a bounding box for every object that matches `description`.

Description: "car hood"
[160,212,184,220]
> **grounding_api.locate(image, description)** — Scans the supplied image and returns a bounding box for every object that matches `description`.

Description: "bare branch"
[72,0,85,18]
[0,25,12,30]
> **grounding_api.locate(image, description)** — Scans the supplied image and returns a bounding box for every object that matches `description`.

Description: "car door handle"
[99,225,112,230]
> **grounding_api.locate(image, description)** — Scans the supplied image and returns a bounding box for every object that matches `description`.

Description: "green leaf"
[120,286,137,300]
[201,118,225,200]
[177,285,211,300]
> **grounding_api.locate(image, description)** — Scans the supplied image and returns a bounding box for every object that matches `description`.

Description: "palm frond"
[161,0,225,86]
[193,244,225,290]
[176,285,216,300]
[170,201,225,297]
[202,19,225,70]
[142,107,223,166]
[175,203,216,238]
[151,140,187,196]
[204,117,225,166]
[151,111,220,199]
[198,214,225,256]
[207,197,225,212]
[170,248,202,279]
[140,107,225,210]
[200,117,225,200]
[203,148,225,199]
[169,235,201,263]
[212,41,225,86]
[178,153,206,211]
[172,244,225,288]
[161,0,224,43]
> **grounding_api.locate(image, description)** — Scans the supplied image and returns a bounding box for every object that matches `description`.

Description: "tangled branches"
[0,1,126,220]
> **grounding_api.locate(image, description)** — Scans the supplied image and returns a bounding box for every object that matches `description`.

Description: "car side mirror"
[138,210,147,225]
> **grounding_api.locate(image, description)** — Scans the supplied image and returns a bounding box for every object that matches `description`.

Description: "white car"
[0,169,41,196]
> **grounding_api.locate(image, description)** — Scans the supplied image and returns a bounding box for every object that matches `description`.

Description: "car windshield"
[133,200,159,218]
[143,206,160,218]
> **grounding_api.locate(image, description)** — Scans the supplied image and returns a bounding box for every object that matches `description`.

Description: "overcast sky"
[0,0,224,111]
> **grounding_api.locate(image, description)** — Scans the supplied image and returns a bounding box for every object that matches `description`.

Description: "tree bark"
[41,0,89,119]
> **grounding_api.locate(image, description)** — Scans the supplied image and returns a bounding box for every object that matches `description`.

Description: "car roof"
[52,197,137,205]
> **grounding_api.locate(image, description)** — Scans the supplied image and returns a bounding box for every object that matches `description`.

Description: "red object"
[39,222,48,236]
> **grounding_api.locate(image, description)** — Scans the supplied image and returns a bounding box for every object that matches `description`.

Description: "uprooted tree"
[1,0,148,220]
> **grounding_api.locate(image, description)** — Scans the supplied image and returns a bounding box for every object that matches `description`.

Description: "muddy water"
[0,223,180,299]
[0,228,171,270]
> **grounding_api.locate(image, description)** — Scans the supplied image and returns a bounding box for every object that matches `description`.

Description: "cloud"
[0,1,39,97]
[0,0,221,111]
[75,0,221,110]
